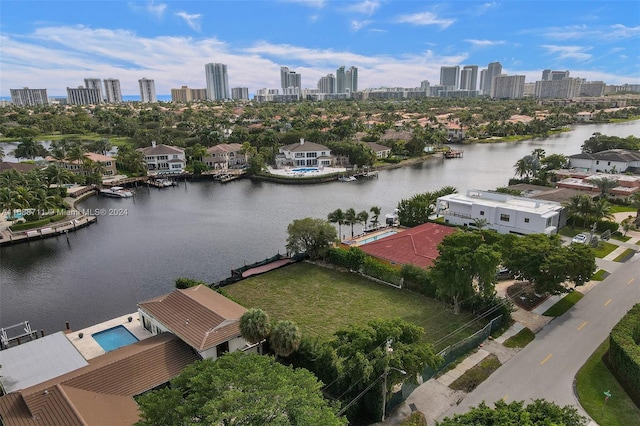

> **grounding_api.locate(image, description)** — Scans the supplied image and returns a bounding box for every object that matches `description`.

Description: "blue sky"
[1,0,639,96]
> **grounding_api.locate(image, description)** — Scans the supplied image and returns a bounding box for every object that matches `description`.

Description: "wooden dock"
[444,150,464,159]
[203,169,246,183]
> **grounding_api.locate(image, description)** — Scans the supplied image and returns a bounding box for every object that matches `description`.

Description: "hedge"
[401,264,437,297]
[608,304,640,408]
[9,213,68,232]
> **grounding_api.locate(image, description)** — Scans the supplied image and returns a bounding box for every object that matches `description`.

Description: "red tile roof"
[359,223,457,268]
[138,285,247,352]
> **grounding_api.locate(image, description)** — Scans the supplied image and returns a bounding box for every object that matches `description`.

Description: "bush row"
[608,303,640,408]
[9,213,68,232]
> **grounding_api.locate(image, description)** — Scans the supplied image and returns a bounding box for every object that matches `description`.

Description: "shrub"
[175,277,207,289]
[361,256,402,285]
[608,304,640,407]
[595,220,619,234]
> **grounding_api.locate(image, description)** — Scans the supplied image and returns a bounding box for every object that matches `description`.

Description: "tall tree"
[286,217,337,260]
[270,319,302,358]
[369,206,381,228]
[13,138,47,159]
[239,308,271,354]
[327,208,346,240]
[357,210,369,232]
[344,208,358,238]
[136,352,347,426]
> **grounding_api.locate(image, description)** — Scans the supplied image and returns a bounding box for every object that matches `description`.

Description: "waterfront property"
[436,189,564,235]
[568,149,640,174]
[138,285,255,359]
[138,141,186,174]
[358,222,457,268]
[203,143,246,169]
[45,152,118,177]
[553,170,640,197]
[276,138,334,168]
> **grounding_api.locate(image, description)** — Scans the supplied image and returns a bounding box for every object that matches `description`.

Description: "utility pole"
[381,339,392,422]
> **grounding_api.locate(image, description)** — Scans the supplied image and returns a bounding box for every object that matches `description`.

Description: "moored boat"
[99,186,134,198]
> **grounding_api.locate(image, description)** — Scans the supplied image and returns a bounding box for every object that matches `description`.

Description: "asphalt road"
[440,253,640,420]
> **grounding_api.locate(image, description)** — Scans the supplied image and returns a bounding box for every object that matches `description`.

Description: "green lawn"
[591,269,609,281]
[593,241,618,258]
[542,291,584,317]
[503,327,535,348]
[576,339,640,426]
[613,248,637,262]
[449,353,502,392]
[224,262,486,348]
[609,205,636,214]
[1,133,131,146]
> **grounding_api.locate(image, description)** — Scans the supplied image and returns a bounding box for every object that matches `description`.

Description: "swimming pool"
[92,325,139,352]
[360,230,397,245]
[291,167,319,173]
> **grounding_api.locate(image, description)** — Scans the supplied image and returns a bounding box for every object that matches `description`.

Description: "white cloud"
[476,2,498,15]
[175,11,202,32]
[394,11,454,29]
[351,20,372,32]
[146,1,167,18]
[347,0,381,15]
[465,39,506,47]
[283,0,325,8]
[607,24,640,39]
[541,45,592,62]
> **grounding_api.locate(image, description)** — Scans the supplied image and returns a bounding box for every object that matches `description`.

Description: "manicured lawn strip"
[576,339,640,426]
[609,205,636,214]
[613,248,637,262]
[225,262,485,347]
[610,234,631,242]
[542,291,584,317]
[558,227,583,238]
[9,213,68,231]
[591,269,609,281]
[449,353,501,392]
[503,327,535,348]
[593,241,618,259]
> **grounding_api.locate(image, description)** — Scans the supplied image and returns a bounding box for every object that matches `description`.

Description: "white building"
[84,78,103,101]
[440,66,460,90]
[10,87,49,106]
[138,142,185,174]
[66,86,102,105]
[481,62,502,96]
[138,78,157,103]
[460,65,478,91]
[280,66,302,90]
[436,189,563,235]
[491,75,525,99]
[277,138,334,168]
[534,78,582,99]
[204,143,246,169]
[231,87,249,100]
[104,79,123,103]
[205,63,230,100]
[568,149,640,173]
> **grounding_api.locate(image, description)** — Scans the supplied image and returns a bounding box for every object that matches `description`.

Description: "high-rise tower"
[84,78,103,101]
[205,63,230,100]
[138,78,157,103]
[482,62,502,96]
[104,79,122,103]
[280,66,302,90]
[460,65,479,91]
[440,66,460,90]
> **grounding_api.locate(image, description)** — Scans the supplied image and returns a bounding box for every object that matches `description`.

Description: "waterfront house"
[276,138,334,167]
[436,189,564,235]
[568,149,640,174]
[359,223,457,269]
[553,171,640,197]
[138,142,186,174]
[203,143,246,169]
[0,161,42,173]
[46,152,118,177]
[365,142,392,158]
[0,333,200,426]
[137,285,255,359]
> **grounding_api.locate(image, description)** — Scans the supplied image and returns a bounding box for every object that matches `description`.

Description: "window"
[524,218,530,223]
[216,341,230,358]
[596,160,600,165]
[142,316,151,332]
[607,161,611,166]
[500,214,510,222]
[480,211,485,216]
[173,155,178,159]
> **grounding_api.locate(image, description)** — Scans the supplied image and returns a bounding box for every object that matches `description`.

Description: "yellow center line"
[629,278,635,285]
[578,321,587,331]
[604,299,612,306]
[540,354,553,365]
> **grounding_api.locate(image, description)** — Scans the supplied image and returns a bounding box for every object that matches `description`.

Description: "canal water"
[1,121,638,333]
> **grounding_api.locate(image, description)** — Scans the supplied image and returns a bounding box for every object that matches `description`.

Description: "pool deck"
[267,166,347,177]
[341,226,403,246]
[65,313,153,360]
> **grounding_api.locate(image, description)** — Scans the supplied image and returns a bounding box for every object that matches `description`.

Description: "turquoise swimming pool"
[92,325,139,352]
[360,230,397,245]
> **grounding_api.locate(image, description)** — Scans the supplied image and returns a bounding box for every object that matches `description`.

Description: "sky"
[1,0,639,97]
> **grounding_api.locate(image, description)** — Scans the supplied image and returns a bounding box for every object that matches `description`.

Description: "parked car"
[572,233,589,244]
[496,266,514,280]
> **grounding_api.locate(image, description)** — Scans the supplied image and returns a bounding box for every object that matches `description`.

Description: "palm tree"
[344,208,357,238]
[67,140,87,176]
[472,218,489,229]
[13,138,47,160]
[269,320,301,359]
[590,176,617,197]
[370,206,381,229]
[239,308,271,354]
[357,210,369,232]
[590,198,614,223]
[327,208,345,240]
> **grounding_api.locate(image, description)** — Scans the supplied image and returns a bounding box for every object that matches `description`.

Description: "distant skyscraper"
[84,78,103,101]
[491,75,525,99]
[317,74,336,93]
[440,66,460,90]
[542,69,570,81]
[482,62,502,96]
[346,66,358,93]
[10,87,49,106]
[231,87,249,100]
[336,66,346,93]
[138,78,157,103]
[460,65,478,91]
[280,66,302,90]
[104,79,122,103]
[67,86,103,105]
[534,78,582,99]
[205,63,230,100]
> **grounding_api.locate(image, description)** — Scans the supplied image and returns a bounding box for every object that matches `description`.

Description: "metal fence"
[386,315,504,414]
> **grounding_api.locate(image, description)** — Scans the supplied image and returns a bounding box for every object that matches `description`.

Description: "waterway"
[1,121,638,334]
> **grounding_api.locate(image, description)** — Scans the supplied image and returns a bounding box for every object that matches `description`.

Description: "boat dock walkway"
[0,214,97,246]
[444,150,464,159]
[202,169,246,183]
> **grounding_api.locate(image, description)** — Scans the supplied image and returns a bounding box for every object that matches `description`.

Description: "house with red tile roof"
[359,222,457,269]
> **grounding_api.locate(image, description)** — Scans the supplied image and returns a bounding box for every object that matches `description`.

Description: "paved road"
[440,253,640,420]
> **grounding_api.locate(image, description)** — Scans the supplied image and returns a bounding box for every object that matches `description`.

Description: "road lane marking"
[578,322,587,331]
[540,354,553,365]
[604,299,612,306]
[629,278,635,285]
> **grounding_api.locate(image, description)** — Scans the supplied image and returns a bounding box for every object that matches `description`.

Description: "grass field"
[576,339,640,426]
[542,291,584,317]
[503,327,535,348]
[224,262,487,349]
[593,241,618,259]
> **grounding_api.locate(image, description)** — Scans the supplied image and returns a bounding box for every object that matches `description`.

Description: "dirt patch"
[506,281,549,311]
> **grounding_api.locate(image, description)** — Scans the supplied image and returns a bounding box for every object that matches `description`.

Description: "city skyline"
[1,1,638,97]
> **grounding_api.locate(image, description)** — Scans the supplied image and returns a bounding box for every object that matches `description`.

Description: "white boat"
[338,175,357,182]
[100,186,134,198]
[157,178,177,187]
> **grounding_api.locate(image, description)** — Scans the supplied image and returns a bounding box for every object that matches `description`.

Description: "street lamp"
[382,354,406,423]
